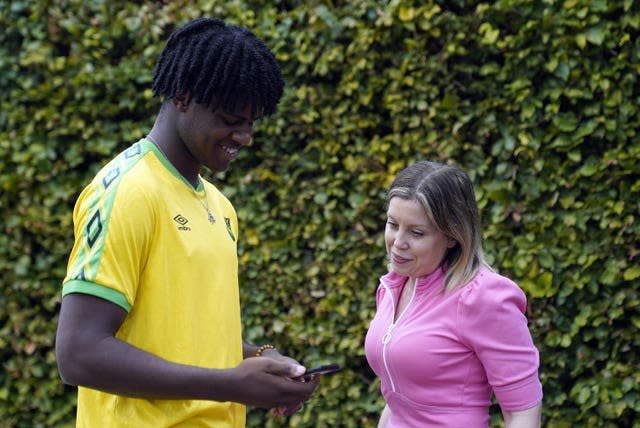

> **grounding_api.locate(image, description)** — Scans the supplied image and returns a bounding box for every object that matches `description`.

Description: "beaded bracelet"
[255,344,276,357]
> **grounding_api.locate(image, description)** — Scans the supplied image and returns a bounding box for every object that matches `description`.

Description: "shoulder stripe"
[68,139,152,283]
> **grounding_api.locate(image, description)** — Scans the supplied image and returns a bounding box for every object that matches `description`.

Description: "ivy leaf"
[585,26,606,46]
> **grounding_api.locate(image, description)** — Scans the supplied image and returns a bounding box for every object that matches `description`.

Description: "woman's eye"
[411,230,424,237]
[386,221,398,229]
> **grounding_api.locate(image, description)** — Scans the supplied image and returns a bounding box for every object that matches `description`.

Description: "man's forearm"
[59,335,232,401]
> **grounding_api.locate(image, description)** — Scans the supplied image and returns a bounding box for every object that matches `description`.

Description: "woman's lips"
[391,253,411,264]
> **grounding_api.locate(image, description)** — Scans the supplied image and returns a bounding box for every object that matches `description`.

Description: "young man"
[55,18,318,427]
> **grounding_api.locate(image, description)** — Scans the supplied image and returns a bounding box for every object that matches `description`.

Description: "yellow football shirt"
[62,138,245,427]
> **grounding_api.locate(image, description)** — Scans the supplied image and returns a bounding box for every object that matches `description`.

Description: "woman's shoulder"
[459,265,527,312]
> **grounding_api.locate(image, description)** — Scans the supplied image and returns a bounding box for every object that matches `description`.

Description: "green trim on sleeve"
[62,280,132,312]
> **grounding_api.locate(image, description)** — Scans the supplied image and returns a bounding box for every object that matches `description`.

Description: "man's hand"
[248,348,320,416]
[225,356,318,410]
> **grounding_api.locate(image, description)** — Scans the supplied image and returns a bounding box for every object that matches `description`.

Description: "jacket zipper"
[381,278,416,393]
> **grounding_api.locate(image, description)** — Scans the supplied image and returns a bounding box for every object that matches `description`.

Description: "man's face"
[178,100,257,173]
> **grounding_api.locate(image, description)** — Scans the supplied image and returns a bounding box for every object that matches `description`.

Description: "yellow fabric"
[63,139,245,427]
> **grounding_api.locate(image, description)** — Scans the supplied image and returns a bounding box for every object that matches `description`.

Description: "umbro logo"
[173,214,191,231]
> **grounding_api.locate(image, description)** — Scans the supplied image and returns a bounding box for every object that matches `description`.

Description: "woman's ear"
[447,237,458,249]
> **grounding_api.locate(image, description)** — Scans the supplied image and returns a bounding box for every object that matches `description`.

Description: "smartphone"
[296,363,341,382]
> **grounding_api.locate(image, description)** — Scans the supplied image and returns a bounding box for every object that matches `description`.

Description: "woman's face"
[385,197,455,278]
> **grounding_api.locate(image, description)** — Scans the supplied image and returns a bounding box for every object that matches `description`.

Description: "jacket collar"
[380,265,446,289]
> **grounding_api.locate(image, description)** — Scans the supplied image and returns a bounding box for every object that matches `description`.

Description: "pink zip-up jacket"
[364,265,542,427]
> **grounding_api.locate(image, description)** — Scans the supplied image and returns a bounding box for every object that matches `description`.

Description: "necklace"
[147,134,216,224]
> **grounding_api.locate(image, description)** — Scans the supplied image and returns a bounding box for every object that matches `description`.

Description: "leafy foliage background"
[1,0,638,427]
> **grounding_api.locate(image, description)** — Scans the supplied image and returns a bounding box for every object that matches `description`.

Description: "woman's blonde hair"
[388,161,485,292]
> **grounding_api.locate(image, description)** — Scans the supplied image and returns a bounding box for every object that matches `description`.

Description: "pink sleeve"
[458,273,543,411]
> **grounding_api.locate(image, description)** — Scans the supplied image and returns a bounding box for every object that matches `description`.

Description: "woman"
[365,161,543,427]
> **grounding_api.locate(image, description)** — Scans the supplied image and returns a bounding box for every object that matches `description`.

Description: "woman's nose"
[393,233,409,249]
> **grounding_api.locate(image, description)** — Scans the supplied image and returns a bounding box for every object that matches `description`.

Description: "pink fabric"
[364,265,542,427]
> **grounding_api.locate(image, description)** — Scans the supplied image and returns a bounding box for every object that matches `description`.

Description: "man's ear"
[172,93,190,112]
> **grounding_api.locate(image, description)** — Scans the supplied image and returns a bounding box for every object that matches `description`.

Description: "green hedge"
[1,0,638,426]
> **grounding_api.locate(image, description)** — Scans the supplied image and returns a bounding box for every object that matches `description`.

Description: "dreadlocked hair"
[152,18,284,117]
